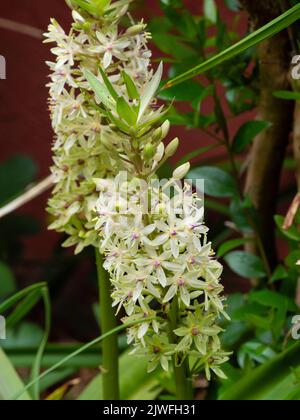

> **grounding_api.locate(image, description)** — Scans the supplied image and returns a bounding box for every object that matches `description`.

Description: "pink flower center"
[178,278,185,286]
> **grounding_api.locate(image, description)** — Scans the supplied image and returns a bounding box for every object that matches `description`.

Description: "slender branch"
[0,18,43,39]
[95,249,120,400]
[0,175,54,219]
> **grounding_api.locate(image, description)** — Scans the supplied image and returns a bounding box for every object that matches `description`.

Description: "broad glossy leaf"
[218,238,253,258]
[249,290,297,312]
[188,166,238,198]
[232,121,271,153]
[159,80,204,102]
[224,251,266,279]
[275,215,300,241]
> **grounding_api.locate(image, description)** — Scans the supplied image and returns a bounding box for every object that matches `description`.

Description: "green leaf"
[0,156,37,206]
[275,215,300,241]
[0,262,16,296]
[122,71,140,100]
[178,144,217,166]
[204,0,217,23]
[71,0,95,13]
[273,90,300,100]
[224,0,239,11]
[220,340,300,400]
[163,3,300,89]
[116,97,137,125]
[188,166,238,198]
[218,238,253,258]
[270,265,288,284]
[232,121,272,153]
[83,69,114,109]
[249,290,297,312]
[224,251,266,279]
[71,0,111,15]
[78,350,161,400]
[230,198,253,234]
[0,283,51,400]
[0,348,32,400]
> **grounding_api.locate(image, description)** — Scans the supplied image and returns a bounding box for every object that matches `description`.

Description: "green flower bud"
[144,143,156,160]
[126,24,147,36]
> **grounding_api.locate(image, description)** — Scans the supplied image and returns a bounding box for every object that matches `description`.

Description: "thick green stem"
[95,249,119,400]
[168,300,193,400]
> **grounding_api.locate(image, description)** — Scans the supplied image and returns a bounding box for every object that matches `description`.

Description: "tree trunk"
[240,0,294,269]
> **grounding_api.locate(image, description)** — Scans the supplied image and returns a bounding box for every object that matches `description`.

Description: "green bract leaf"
[188,166,238,198]
[122,71,140,100]
[116,97,137,125]
[71,0,95,13]
[224,251,267,279]
[99,67,119,101]
[138,62,163,122]
[83,69,115,109]
[232,121,272,154]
